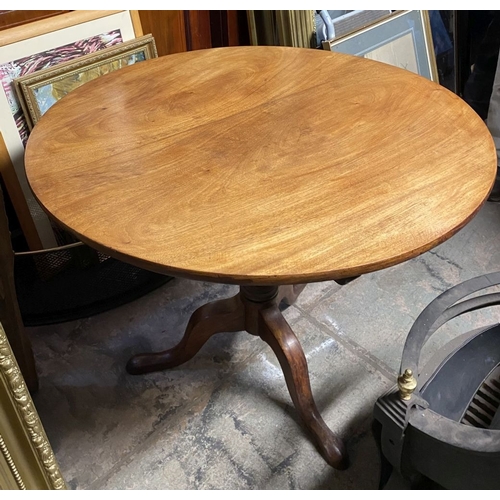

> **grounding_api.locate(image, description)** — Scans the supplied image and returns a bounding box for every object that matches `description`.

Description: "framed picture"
[0,10,142,249]
[15,34,157,130]
[322,10,438,82]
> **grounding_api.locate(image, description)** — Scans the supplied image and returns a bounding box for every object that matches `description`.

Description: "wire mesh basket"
[15,241,171,326]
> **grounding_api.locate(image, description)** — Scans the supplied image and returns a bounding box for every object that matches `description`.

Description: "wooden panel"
[209,10,227,47]
[129,10,143,37]
[227,10,242,46]
[208,11,247,48]
[184,10,211,51]
[0,10,69,31]
[0,183,38,392]
[138,10,186,56]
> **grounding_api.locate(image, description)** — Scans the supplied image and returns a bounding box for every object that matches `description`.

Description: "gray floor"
[27,201,500,490]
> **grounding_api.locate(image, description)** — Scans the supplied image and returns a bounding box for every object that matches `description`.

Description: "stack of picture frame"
[321,10,438,82]
[14,34,157,131]
[0,10,170,327]
[0,10,152,250]
[248,10,438,83]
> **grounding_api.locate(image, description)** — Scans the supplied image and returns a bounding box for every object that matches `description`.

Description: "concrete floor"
[27,201,500,490]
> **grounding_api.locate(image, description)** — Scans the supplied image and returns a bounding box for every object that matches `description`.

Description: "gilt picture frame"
[0,323,66,489]
[322,10,438,82]
[15,34,157,130]
[0,10,142,249]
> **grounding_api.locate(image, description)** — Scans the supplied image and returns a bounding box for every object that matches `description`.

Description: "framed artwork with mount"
[0,10,143,249]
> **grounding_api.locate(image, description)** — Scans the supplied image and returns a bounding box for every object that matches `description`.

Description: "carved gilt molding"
[0,325,66,489]
[0,432,26,489]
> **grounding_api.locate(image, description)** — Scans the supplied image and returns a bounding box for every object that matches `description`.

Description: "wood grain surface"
[24,46,497,285]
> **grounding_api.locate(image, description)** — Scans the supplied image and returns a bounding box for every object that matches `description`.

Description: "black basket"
[15,242,171,326]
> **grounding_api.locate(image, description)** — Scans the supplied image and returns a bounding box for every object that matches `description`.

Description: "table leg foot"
[126,294,245,375]
[258,305,349,470]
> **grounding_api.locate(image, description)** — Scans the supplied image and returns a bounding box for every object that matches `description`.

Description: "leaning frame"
[0,10,143,250]
[15,34,158,129]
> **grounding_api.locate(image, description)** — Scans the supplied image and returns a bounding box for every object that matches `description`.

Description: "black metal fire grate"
[461,364,500,429]
[373,272,500,490]
[15,242,172,326]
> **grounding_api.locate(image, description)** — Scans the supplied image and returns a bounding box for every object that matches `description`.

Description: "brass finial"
[398,368,417,401]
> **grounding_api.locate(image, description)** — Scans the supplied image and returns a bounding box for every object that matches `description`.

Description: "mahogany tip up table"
[24,46,497,470]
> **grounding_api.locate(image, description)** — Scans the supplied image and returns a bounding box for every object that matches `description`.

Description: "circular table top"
[25,46,497,285]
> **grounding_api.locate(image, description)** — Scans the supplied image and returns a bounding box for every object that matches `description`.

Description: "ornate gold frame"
[15,34,158,130]
[0,324,66,489]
